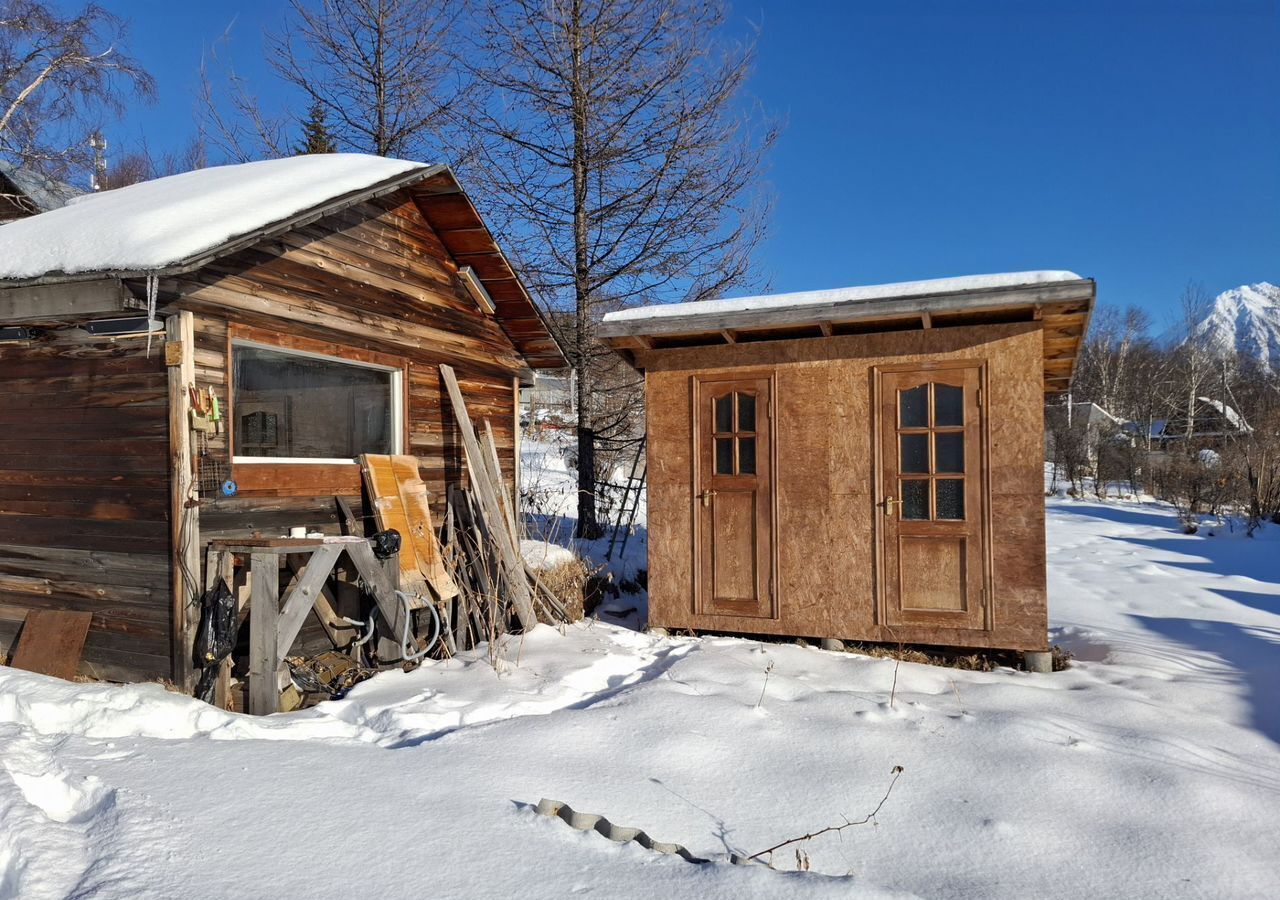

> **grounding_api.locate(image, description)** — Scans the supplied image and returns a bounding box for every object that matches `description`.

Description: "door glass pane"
[715,395,733,433]
[715,438,734,475]
[900,434,929,473]
[901,479,929,519]
[899,385,927,428]
[935,384,964,426]
[935,432,964,473]
[737,393,756,432]
[738,437,756,474]
[936,479,965,520]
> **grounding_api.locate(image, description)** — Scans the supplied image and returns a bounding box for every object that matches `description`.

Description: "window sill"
[230,460,364,497]
[232,457,360,466]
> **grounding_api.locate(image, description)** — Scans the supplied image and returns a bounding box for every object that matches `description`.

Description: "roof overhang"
[599,277,1095,395]
[0,164,568,369]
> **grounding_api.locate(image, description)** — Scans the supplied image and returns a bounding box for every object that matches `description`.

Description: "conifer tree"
[295,101,337,154]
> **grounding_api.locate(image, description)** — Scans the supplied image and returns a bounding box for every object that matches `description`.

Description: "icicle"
[145,272,158,357]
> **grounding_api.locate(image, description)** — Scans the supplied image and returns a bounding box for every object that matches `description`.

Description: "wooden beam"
[818,321,833,337]
[275,544,343,659]
[166,310,199,693]
[248,552,281,715]
[0,278,140,323]
[440,364,538,631]
[720,329,737,344]
[920,311,933,329]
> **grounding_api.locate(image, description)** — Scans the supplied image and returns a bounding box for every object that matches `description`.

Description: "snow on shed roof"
[0,160,82,213]
[602,271,1084,325]
[0,154,429,282]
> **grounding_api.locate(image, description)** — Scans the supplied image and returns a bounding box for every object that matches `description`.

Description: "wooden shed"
[0,154,565,687]
[599,272,1094,659]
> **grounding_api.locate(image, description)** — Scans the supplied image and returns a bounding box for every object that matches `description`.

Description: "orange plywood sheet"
[360,454,459,604]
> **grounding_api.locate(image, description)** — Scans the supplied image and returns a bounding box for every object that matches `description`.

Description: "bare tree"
[0,1,154,181]
[197,27,292,162]
[97,135,208,190]
[462,0,777,536]
[1075,304,1152,419]
[268,0,466,158]
[1169,281,1217,439]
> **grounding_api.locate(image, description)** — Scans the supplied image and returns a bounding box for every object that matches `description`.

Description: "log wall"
[0,187,537,683]
[0,331,172,680]
[164,192,523,549]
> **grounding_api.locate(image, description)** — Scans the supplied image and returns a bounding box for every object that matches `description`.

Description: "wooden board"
[360,454,457,603]
[390,455,459,601]
[10,609,93,680]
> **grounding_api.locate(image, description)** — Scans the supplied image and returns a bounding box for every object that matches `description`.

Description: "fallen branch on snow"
[748,766,905,867]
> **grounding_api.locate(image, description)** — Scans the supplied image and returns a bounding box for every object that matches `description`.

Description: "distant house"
[1129,397,1252,451]
[1045,401,1126,461]
[521,369,576,427]
[0,160,80,223]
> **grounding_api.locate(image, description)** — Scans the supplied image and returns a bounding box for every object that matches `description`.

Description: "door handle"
[882,495,900,517]
[699,489,718,508]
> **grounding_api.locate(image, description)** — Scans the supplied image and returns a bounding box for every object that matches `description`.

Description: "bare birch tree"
[0,0,153,181]
[1170,281,1217,439]
[461,0,776,536]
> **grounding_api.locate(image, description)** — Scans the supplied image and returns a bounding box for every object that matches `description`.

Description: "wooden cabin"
[0,154,565,686]
[599,273,1094,660]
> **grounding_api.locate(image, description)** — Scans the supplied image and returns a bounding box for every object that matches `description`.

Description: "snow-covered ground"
[2,482,1280,896]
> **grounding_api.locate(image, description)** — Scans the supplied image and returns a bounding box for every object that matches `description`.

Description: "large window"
[232,342,401,463]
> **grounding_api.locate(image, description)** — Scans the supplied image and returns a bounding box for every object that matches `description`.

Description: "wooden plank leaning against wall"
[0,326,172,682]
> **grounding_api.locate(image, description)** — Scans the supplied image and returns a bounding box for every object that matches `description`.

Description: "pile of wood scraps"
[435,365,572,652]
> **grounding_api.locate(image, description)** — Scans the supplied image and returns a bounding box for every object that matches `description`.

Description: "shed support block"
[819,638,844,652]
[1024,650,1052,674]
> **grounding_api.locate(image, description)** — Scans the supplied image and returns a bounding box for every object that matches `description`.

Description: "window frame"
[229,334,406,466]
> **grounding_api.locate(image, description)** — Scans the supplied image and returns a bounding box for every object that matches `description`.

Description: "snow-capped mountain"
[1190,282,1280,369]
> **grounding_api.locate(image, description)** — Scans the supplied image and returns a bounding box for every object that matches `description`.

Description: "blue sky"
[110,0,1278,324]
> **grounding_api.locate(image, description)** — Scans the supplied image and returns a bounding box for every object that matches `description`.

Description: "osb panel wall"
[641,322,1047,651]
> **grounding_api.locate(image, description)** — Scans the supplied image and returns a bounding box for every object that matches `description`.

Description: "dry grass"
[534,556,591,624]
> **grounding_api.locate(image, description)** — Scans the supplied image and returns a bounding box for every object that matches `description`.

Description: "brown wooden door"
[695,376,774,618]
[877,366,987,630]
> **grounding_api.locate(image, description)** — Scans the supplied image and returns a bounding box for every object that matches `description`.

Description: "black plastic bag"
[372,528,402,560]
[194,577,236,668]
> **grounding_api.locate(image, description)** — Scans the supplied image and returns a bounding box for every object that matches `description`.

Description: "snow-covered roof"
[0,154,431,282]
[1070,401,1123,427]
[602,271,1084,325]
[1196,396,1252,432]
[0,160,82,214]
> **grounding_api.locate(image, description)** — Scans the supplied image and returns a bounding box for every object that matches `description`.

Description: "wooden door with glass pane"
[876,366,986,630]
[695,376,774,618]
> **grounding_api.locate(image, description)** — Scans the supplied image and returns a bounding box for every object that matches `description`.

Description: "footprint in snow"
[1,732,116,824]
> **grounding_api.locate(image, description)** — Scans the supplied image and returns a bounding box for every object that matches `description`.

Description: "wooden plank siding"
[167,192,522,528]
[0,185,537,683]
[0,331,172,681]
[161,189,524,659]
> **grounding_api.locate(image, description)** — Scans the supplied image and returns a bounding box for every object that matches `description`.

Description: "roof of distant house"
[0,160,81,216]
